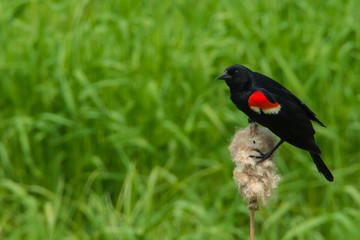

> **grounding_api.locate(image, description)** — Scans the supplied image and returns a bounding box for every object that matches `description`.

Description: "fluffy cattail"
[229,123,281,210]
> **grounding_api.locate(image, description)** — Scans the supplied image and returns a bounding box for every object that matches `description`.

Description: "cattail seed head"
[229,123,281,209]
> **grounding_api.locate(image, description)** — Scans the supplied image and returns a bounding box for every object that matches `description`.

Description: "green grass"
[1,0,360,239]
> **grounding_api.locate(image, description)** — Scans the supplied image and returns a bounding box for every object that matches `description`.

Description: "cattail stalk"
[250,208,255,240]
[229,123,281,239]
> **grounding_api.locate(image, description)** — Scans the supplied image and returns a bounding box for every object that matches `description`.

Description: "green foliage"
[1,0,359,239]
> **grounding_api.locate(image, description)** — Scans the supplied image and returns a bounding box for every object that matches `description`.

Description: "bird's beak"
[216,71,231,80]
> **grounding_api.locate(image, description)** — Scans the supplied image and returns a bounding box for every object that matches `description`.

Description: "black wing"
[251,72,325,127]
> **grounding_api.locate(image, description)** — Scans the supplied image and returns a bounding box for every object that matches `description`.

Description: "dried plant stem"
[248,200,259,240]
[229,124,281,240]
[250,209,255,240]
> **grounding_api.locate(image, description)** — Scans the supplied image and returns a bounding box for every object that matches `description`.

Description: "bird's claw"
[249,148,270,164]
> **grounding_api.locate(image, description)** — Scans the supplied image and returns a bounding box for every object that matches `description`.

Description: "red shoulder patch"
[248,91,281,114]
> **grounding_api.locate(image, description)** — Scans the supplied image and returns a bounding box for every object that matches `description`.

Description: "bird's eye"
[235,70,239,74]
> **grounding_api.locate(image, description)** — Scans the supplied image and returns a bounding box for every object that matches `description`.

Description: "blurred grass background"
[1,0,360,239]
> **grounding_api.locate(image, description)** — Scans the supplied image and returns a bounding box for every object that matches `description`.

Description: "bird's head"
[216,64,251,88]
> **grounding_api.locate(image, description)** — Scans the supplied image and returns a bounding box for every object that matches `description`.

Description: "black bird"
[217,64,334,182]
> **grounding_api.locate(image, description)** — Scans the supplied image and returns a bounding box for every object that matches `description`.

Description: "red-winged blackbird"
[217,64,334,182]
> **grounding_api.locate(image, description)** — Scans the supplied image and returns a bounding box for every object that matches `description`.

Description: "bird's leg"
[249,139,284,164]
[248,118,255,124]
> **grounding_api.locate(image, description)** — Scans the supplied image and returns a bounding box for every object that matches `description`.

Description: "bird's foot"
[248,118,255,124]
[249,149,271,164]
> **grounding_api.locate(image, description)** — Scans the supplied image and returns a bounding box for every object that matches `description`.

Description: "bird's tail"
[310,152,334,182]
